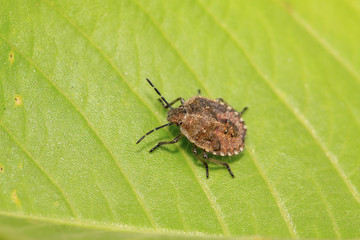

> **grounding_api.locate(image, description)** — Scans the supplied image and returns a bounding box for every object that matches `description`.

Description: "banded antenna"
[136,79,174,144]
[146,78,173,110]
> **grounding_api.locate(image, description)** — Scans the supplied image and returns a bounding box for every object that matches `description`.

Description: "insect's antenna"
[136,122,173,144]
[146,78,173,110]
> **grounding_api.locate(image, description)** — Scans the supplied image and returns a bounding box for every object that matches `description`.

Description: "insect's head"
[167,106,186,126]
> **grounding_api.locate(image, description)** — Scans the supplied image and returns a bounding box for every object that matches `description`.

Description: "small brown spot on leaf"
[14,95,23,106]
[11,190,21,208]
[0,164,4,173]
[53,201,59,207]
[9,51,15,65]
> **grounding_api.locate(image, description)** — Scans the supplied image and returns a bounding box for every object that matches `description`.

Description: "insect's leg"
[193,147,209,178]
[240,107,248,116]
[197,89,201,95]
[217,98,248,116]
[216,98,229,105]
[203,151,235,178]
[158,97,185,108]
[149,134,182,152]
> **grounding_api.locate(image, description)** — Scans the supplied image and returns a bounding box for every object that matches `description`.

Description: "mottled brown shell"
[178,96,247,156]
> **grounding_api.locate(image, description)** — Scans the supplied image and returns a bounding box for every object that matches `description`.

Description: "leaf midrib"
[0,211,223,238]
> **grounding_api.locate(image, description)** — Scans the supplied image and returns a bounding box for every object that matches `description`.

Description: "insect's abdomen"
[212,111,246,156]
[180,115,219,151]
[181,96,246,156]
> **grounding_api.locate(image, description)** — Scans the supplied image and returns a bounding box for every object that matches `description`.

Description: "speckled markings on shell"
[179,96,247,157]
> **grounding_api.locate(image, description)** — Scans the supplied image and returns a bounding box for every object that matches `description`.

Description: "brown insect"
[137,79,247,178]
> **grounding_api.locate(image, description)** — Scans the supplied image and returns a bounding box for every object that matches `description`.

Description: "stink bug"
[137,79,247,178]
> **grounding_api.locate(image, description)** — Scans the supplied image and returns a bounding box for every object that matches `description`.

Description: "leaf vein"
[246,148,298,238]
[0,123,77,218]
[312,177,341,239]
[131,0,213,97]
[0,210,223,238]
[272,0,360,85]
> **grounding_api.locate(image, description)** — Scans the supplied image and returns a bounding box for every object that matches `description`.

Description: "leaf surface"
[1,0,360,239]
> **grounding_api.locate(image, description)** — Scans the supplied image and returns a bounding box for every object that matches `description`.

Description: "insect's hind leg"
[217,98,248,117]
[203,151,235,178]
[149,134,182,152]
[193,147,209,178]
[158,97,185,108]
[240,107,248,116]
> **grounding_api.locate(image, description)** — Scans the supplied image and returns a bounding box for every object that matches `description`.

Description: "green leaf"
[1,0,360,239]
